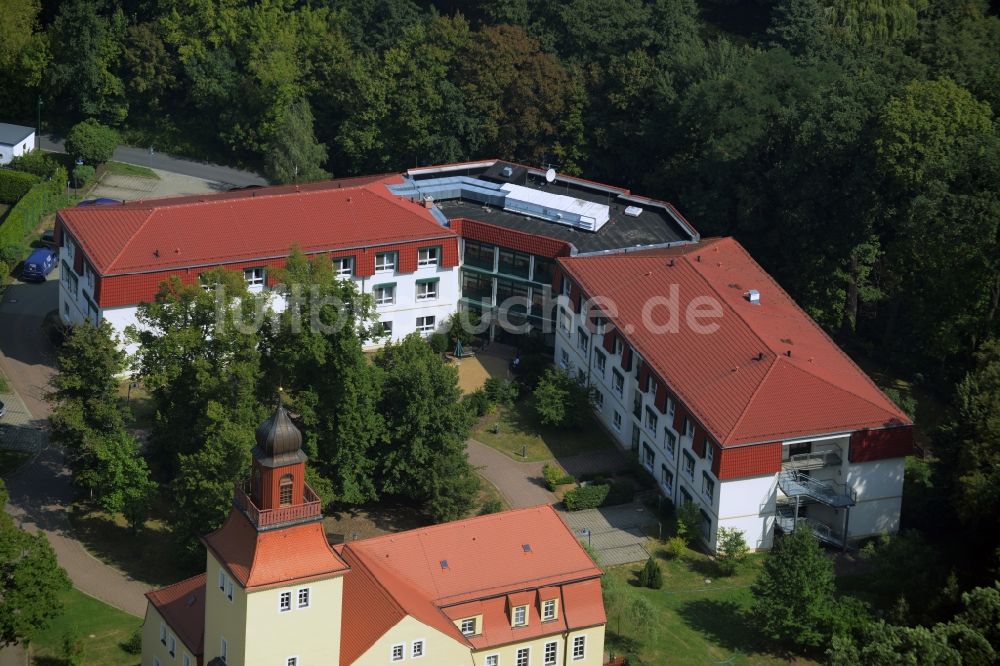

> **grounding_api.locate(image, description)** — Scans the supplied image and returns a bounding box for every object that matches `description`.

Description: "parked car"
[40,228,56,247]
[76,197,122,207]
[0,400,6,418]
[21,247,57,282]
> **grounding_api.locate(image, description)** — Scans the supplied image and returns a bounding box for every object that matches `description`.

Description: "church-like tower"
[248,405,309,517]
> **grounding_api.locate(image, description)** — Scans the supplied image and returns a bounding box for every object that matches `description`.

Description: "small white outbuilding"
[0,123,36,165]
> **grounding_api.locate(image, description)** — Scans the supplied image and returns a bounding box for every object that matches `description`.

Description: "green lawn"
[604,546,810,665]
[472,397,617,462]
[104,161,160,179]
[0,449,32,476]
[117,380,156,430]
[29,587,141,666]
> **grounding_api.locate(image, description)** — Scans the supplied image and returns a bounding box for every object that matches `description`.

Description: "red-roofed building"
[142,407,606,666]
[554,238,913,551]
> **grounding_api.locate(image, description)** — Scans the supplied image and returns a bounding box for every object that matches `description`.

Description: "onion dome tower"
[249,405,309,511]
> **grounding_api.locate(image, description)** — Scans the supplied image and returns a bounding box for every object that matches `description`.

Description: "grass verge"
[104,161,160,180]
[28,587,141,666]
[472,397,616,462]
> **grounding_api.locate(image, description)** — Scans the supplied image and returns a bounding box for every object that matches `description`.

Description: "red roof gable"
[559,238,911,446]
[202,512,349,590]
[57,176,455,276]
[145,574,207,657]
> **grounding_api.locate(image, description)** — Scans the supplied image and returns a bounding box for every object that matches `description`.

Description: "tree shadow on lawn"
[676,598,767,655]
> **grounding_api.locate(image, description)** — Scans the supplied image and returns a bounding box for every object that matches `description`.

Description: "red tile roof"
[145,574,207,657]
[559,238,911,446]
[202,512,349,591]
[57,175,455,276]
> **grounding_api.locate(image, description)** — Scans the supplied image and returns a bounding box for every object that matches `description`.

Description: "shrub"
[664,535,687,559]
[65,118,119,165]
[533,368,593,428]
[428,332,448,353]
[483,377,518,406]
[638,556,663,589]
[715,527,750,576]
[0,260,9,279]
[446,310,481,346]
[463,389,491,417]
[8,150,60,177]
[542,464,575,491]
[479,498,503,515]
[0,169,41,203]
[564,483,610,511]
[72,164,96,189]
[676,501,702,545]
[121,628,143,654]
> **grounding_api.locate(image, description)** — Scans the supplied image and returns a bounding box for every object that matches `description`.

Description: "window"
[683,451,695,480]
[297,587,310,608]
[707,441,715,464]
[542,599,557,621]
[559,307,572,334]
[374,283,395,306]
[513,605,527,627]
[681,487,692,504]
[168,635,176,657]
[416,279,438,301]
[391,644,404,662]
[464,240,495,270]
[642,443,655,470]
[218,570,225,590]
[577,327,589,352]
[649,375,659,397]
[702,472,715,500]
[498,248,530,278]
[559,349,569,369]
[544,641,558,665]
[375,252,396,272]
[593,391,604,409]
[532,256,554,284]
[154,658,160,666]
[61,260,78,295]
[783,441,812,462]
[416,315,435,333]
[665,429,677,457]
[612,369,624,397]
[411,640,425,658]
[333,256,353,277]
[516,648,530,666]
[462,270,493,303]
[286,658,298,666]
[279,474,293,506]
[685,418,695,438]
[562,278,571,297]
[485,656,499,666]
[667,397,675,418]
[85,264,95,291]
[460,618,476,636]
[645,406,658,432]
[226,577,234,601]
[380,321,393,338]
[244,267,265,287]
[183,655,191,666]
[613,411,622,431]
[418,247,439,266]
[595,350,606,376]
[573,635,586,660]
[661,465,673,493]
[220,637,228,663]
[159,622,166,645]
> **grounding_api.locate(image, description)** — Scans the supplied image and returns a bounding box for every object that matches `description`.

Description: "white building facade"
[0,122,35,165]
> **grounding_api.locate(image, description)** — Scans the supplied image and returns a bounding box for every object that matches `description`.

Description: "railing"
[783,449,842,471]
[775,507,842,547]
[233,483,322,530]
[777,470,856,508]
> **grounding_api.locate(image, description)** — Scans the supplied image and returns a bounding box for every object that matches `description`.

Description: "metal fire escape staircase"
[776,470,856,549]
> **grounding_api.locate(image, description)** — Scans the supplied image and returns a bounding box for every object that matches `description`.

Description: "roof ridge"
[722,356,783,445]
[145,572,207,602]
[353,505,553,547]
[105,207,159,273]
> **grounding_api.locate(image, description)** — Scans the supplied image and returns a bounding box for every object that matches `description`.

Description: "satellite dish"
[545,168,556,183]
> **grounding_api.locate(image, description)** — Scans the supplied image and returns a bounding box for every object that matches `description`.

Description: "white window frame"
[418,247,439,266]
[374,284,395,306]
[244,267,265,287]
[512,605,527,627]
[573,635,586,660]
[168,634,176,657]
[643,442,655,471]
[391,643,404,662]
[595,350,606,376]
[517,647,530,666]
[645,406,658,433]
[220,637,228,663]
[460,618,476,636]
[542,599,557,621]
[544,641,558,665]
[183,655,191,666]
[297,587,310,609]
[286,658,298,666]
[593,391,604,409]
[702,472,715,500]
[154,658,160,666]
[485,655,499,666]
[613,411,622,431]
[613,369,624,397]
[380,321,393,338]
[218,569,225,591]
[668,397,675,417]
[661,464,673,493]
[279,590,292,613]
[159,622,166,645]
[577,327,589,352]
[411,639,426,658]
[665,429,677,457]
[375,251,397,272]
[683,451,695,480]
[226,579,234,602]
[416,280,438,301]
[685,418,695,438]
[559,349,570,369]
[333,256,353,277]
[416,315,436,333]
[559,307,572,334]
[707,441,715,464]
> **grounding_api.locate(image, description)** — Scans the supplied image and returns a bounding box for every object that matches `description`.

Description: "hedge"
[0,169,41,204]
[563,480,634,511]
[0,167,68,251]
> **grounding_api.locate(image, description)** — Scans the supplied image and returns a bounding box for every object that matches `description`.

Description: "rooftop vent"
[624,206,643,217]
[501,166,514,178]
[522,544,532,554]
[440,559,449,570]
[746,289,760,304]
[422,195,434,209]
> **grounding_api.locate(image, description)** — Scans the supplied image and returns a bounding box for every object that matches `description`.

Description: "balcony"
[782,449,842,471]
[777,470,856,508]
[233,483,322,531]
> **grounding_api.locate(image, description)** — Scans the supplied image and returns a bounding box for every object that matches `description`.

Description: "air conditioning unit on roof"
[624,206,643,217]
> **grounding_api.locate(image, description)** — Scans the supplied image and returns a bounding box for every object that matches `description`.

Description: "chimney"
[746,289,760,304]
[422,195,434,209]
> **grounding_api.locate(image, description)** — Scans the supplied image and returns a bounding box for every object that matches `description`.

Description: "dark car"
[76,197,122,207]
[22,247,57,282]
[40,228,56,247]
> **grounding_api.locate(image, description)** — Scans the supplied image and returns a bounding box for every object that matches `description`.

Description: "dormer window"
[542,598,558,621]
[460,618,476,636]
[512,605,528,627]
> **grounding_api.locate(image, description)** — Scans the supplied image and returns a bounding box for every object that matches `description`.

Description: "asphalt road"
[40,133,268,188]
